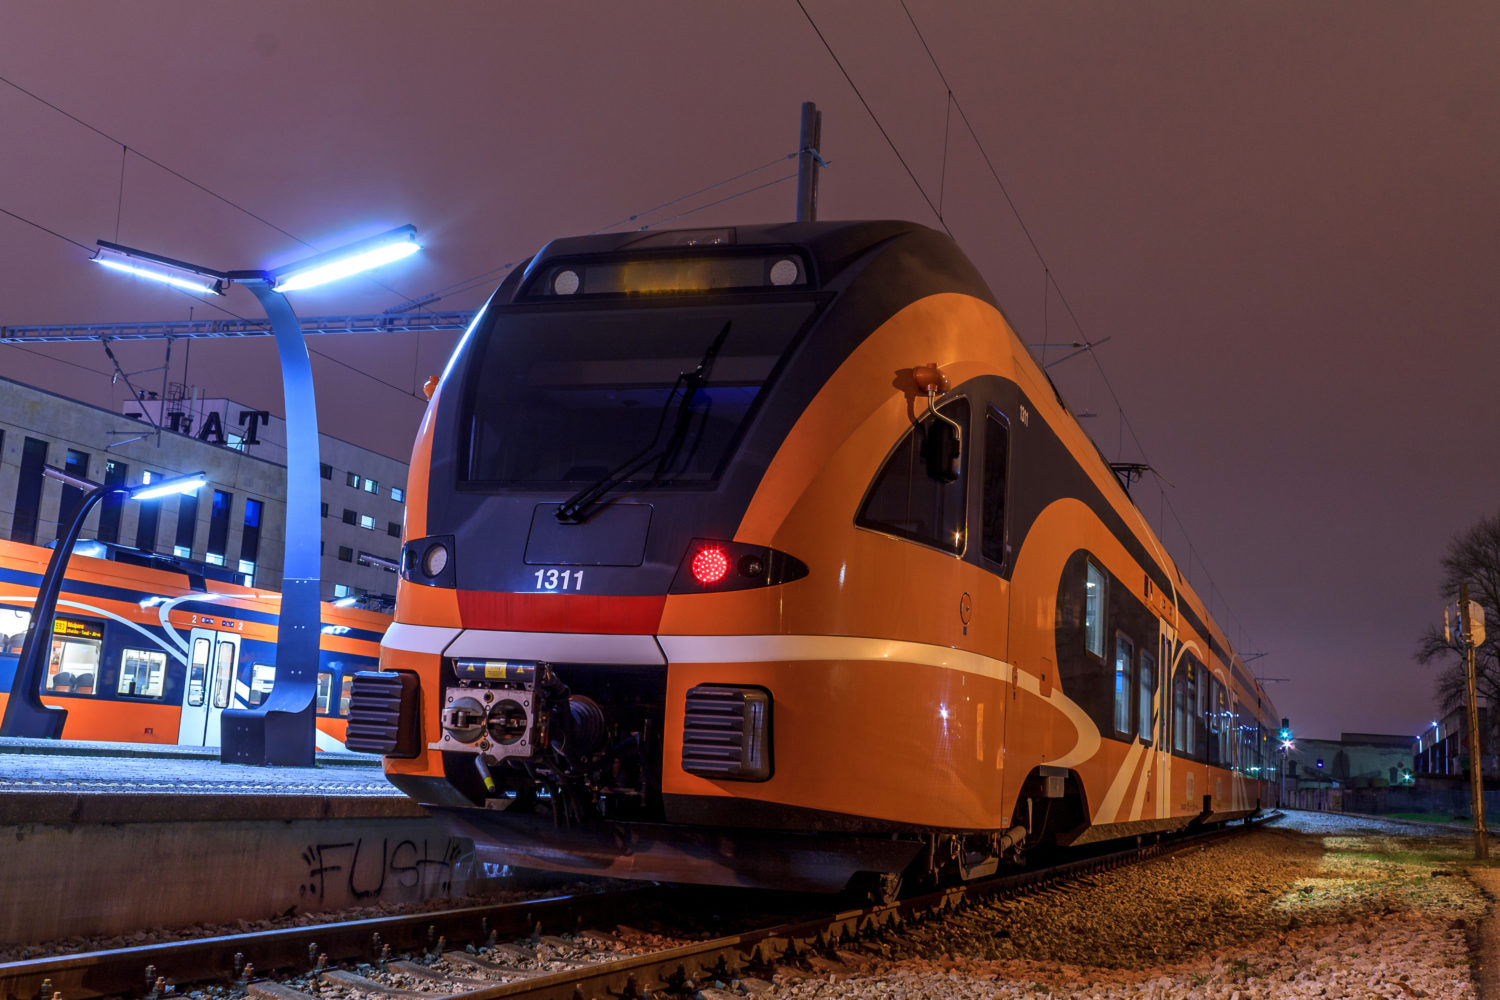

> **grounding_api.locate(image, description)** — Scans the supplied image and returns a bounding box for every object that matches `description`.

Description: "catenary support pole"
[1461,582,1488,859]
[796,101,823,223]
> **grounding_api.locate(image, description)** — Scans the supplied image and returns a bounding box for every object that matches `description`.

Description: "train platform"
[0,737,421,822]
[0,738,481,947]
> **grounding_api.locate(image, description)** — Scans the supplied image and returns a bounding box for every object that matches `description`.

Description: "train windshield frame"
[460,293,825,490]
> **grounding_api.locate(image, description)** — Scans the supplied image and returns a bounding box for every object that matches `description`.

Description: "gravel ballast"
[763,810,1491,999]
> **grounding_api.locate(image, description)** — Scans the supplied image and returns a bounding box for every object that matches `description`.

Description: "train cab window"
[186,637,211,707]
[248,663,276,706]
[856,399,969,553]
[1084,563,1106,658]
[1112,633,1133,735]
[117,648,167,698]
[45,620,103,696]
[211,641,235,709]
[981,411,1009,566]
[1137,648,1156,743]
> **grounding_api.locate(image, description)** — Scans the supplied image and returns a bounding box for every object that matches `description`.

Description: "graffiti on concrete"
[300,837,467,901]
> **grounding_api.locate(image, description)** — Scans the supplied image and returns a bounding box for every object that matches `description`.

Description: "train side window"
[187,637,210,707]
[117,648,167,697]
[211,640,235,709]
[316,671,334,714]
[1137,648,1155,743]
[1206,676,1222,766]
[1084,563,1106,658]
[1195,668,1209,761]
[340,674,354,716]
[1172,667,1186,753]
[1112,633,1133,735]
[46,624,102,696]
[248,663,276,706]
[856,398,969,554]
[981,410,1009,566]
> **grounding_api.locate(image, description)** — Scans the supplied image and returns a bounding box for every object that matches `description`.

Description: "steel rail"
[0,818,1264,1000]
[0,886,660,1000]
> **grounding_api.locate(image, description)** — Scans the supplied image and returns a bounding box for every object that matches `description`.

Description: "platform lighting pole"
[0,468,205,738]
[1458,584,1489,860]
[91,227,420,766]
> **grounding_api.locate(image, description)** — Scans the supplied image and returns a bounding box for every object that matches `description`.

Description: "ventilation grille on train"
[345,670,421,758]
[681,684,772,781]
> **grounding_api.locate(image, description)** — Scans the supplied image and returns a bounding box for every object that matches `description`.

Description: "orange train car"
[350,221,1280,894]
[0,538,388,749]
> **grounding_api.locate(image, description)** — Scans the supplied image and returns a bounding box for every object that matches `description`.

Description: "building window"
[320,463,332,480]
[321,501,329,518]
[174,490,200,559]
[206,489,233,566]
[390,486,404,503]
[117,648,167,697]
[333,583,351,598]
[135,472,162,553]
[387,521,401,537]
[239,498,262,586]
[97,460,128,544]
[338,545,353,562]
[346,471,361,488]
[359,514,376,530]
[1113,633,1133,735]
[362,478,380,494]
[56,448,91,535]
[342,508,357,525]
[1084,562,1106,659]
[12,437,49,546]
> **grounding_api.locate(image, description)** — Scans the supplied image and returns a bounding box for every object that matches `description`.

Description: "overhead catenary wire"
[888,0,1262,660]
[794,0,951,237]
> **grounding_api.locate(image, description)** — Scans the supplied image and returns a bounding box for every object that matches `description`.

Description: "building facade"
[0,377,409,607]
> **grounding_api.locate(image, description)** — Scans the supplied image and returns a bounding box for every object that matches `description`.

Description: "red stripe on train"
[456,591,665,634]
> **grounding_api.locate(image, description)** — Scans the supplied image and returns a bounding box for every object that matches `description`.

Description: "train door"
[176,628,240,746]
[1155,620,1176,819]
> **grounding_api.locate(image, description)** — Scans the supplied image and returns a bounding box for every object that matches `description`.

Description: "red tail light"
[690,545,731,585]
[671,539,810,593]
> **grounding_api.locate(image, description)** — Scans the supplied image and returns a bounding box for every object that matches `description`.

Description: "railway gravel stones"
[762,811,1488,999]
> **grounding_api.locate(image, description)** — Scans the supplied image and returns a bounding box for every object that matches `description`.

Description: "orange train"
[0,538,388,748]
[350,221,1280,894]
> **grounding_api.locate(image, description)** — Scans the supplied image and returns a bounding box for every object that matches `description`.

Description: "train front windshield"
[463,300,818,488]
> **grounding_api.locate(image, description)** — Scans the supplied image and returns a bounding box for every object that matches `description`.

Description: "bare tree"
[1416,513,1500,752]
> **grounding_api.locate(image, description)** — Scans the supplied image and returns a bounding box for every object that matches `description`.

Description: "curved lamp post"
[90,226,420,765]
[1,469,206,738]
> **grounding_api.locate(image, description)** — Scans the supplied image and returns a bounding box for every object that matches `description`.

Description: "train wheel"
[847,870,903,906]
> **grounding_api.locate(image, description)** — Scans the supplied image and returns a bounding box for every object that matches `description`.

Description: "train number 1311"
[534,568,584,591]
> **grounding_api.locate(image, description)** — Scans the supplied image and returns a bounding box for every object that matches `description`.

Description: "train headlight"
[400,535,456,588]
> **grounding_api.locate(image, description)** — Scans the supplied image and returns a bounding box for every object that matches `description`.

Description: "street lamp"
[92,226,421,765]
[0,468,205,738]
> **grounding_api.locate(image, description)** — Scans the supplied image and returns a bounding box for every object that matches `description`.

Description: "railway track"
[0,821,1259,1000]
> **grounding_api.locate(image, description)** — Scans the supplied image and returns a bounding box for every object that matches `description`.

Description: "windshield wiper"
[554,320,731,524]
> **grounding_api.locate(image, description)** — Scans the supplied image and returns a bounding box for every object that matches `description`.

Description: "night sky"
[1,2,1497,742]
